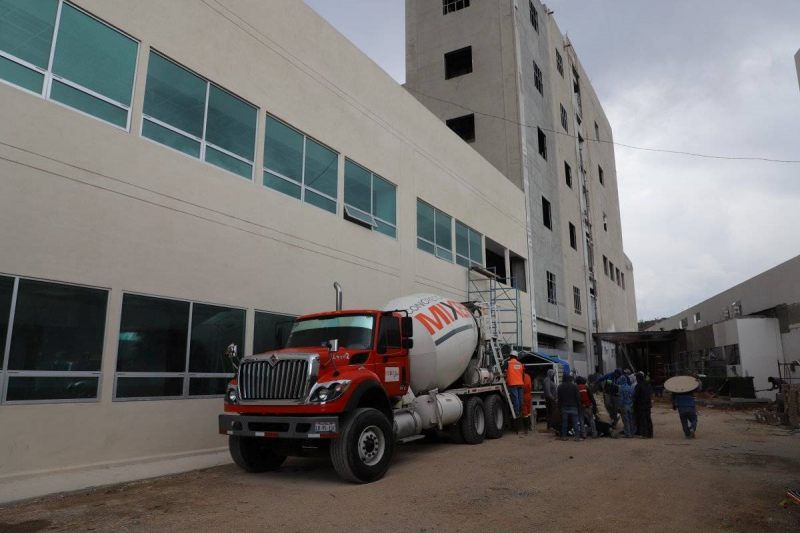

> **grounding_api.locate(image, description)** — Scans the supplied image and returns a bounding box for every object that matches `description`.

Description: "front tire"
[484,394,504,439]
[460,396,486,445]
[330,408,394,483]
[229,436,286,473]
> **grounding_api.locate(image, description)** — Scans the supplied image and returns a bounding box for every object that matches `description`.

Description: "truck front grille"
[239,359,310,401]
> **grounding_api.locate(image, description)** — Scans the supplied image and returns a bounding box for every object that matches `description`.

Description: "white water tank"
[383,294,478,394]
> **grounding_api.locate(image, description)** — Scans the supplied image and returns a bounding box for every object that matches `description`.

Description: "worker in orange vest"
[505,351,525,433]
[522,372,533,435]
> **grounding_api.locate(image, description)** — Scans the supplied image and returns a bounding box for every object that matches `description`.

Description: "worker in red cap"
[522,371,533,435]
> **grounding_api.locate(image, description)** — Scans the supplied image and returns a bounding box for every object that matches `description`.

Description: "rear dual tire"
[483,393,505,439]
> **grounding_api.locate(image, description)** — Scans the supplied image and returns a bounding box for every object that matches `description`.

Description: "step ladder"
[468,266,523,420]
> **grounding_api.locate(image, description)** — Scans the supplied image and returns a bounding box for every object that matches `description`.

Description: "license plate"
[314,421,337,433]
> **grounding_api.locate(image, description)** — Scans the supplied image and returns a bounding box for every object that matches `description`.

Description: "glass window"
[8,279,106,371]
[115,295,247,399]
[143,52,256,179]
[0,275,13,358]
[288,315,374,350]
[52,4,138,106]
[2,278,107,403]
[116,294,189,374]
[378,316,401,349]
[263,115,339,213]
[416,199,435,254]
[0,1,138,127]
[344,159,397,238]
[417,200,453,261]
[455,221,483,268]
[253,311,294,354]
[188,303,244,374]
[0,0,58,69]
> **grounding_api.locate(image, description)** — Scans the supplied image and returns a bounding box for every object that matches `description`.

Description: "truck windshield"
[286,314,375,350]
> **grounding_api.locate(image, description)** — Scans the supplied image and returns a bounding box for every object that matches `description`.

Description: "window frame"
[417,199,454,263]
[564,161,573,188]
[455,220,484,268]
[560,104,568,132]
[541,196,552,230]
[573,286,582,315]
[537,128,547,159]
[0,275,109,405]
[569,222,577,250]
[533,61,543,95]
[442,0,470,15]
[529,1,539,32]
[141,50,259,181]
[343,158,397,238]
[546,271,557,305]
[556,49,564,77]
[263,113,340,213]
[112,292,245,402]
[0,0,140,131]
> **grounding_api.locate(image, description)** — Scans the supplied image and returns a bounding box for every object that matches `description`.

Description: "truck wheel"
[229,436,286,473]
[484,394,504,439]
[330,408,394,483]
[460,396,486,445]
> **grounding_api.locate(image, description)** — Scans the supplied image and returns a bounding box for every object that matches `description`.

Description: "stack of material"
[785,384,800,428]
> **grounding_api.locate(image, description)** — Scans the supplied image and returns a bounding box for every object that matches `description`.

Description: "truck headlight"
[226,386,239,404]
[308,380,351,404]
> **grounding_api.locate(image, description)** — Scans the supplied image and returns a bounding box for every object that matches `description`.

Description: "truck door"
[374,314,409,398]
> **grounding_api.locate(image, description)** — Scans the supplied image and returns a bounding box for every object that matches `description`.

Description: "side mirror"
[327,338,339,353]
[401,316,413,339]
[225,343,241,370]
[402,338,414,350]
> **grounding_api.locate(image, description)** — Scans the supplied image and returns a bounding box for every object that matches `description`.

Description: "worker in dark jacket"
[632,372,653,438]
[543,368,557,430]
[557,374,583,441]
[672,390,698,439]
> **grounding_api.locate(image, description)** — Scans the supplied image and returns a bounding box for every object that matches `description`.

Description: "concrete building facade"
[648,255,800,397]
[405,0,637,374]
[0,0,538,501]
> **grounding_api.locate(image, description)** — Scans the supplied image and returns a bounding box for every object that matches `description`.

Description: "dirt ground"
[1,404,799,533]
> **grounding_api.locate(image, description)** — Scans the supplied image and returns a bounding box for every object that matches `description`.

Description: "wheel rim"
[358,425,386,466]
[494,403,504,430]
[475,405,485,435]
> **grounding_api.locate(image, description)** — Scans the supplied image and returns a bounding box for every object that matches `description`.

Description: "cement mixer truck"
[218,290,513,483]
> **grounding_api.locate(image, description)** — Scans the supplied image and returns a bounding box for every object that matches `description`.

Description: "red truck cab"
[219,309,413,482]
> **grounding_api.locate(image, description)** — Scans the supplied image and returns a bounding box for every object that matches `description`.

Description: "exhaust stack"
[333,282,342,311]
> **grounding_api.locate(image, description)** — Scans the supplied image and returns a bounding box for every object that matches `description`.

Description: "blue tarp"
[533,351,571,375]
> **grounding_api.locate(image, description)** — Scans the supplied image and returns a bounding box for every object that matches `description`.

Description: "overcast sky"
[305,0,800,320]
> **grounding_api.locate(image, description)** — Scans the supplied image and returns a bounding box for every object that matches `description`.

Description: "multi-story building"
[0,0,534,501]
[405,0,637,371]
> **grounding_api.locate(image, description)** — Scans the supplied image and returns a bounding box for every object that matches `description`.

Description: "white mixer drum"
[383,294,478,394]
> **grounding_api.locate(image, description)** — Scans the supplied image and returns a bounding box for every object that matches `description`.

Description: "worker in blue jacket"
[672,391,698,439]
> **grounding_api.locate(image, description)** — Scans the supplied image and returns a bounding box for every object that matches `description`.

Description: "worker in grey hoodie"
[543,368,557,430]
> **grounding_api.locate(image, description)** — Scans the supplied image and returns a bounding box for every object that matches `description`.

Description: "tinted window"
[416,199,435,254]
[0,275,13,357]
[116,377,184,398]
[116,294,189,373]
[188,303,244,374]
[264,116,304,185]
[253,311,294,354]
[6,376,98,401]
[143,52,206,138]
[378,316,401,349]
[0,0,58,69]
[8,279,107,371]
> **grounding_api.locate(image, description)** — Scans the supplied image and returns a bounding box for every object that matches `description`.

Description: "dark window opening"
[510,252,527,292]
[546,271,557,304]
[533,61,543,94]
[564,161,572,188]
[569,222,577,250]
[603,255,609,276]
[446,114,475,142]
[442,0,470,15]
[537,128,547,159]
[598,165,604,185]
[484,237,507,284]
[529,1,539,31]
[541,196,552,229]
[445,46,472,79]
[560,104,568,131]
[573,286,582,315]
[556,50,564,76]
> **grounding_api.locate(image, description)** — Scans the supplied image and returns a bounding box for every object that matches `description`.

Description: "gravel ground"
[1,404,799,533]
